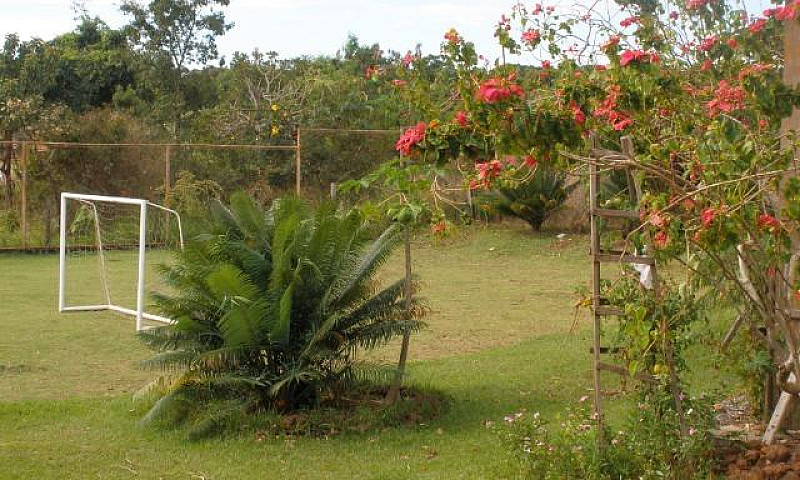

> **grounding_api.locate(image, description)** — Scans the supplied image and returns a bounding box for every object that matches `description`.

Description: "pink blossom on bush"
[476,75,525,104]
[522,29,541,45]
[455,111,468,127]
[705,80,746,117]
[395,122,426,156]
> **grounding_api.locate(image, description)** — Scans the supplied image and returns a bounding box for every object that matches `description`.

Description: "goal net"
[59,192,184,331]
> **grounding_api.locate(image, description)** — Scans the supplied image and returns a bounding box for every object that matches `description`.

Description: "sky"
[0,0,776,63]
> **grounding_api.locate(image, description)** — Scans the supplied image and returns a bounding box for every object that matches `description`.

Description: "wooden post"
[20,142,28,251]
[164,145,172,207]
[295,127,302,196]
[330,182,337,201]
[386,224,413,405]
[588,137,604,438]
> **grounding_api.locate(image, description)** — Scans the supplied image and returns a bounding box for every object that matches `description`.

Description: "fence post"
[20,141,28,251]
[295,127,302,195]
[164,145,172,207]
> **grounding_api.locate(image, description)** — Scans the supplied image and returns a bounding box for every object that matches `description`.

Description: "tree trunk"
[2,131,13,208]
[386,224,413,405]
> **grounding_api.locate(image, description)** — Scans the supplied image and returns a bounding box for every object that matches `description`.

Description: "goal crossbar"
[59,192,183,331]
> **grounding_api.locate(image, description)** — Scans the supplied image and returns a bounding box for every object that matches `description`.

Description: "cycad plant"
[138,193,424,431]
[490,166,576,231]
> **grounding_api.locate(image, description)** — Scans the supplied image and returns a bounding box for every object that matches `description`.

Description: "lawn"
[0,225,717,479]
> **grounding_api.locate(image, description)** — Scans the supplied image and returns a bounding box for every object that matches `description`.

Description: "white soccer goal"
[59,192,184,331]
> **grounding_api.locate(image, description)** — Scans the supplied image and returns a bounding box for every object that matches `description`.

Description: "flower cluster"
[476,74,525,104]
[593,85,633,131]
[521,29,541,45]
[705,80,747,117]
[619,49,660,67]
[394,122,426,156]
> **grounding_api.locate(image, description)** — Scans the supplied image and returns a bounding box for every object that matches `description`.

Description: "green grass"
[0,225,726,479]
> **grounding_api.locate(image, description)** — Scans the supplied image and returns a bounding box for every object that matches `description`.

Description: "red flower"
[700,59,713,71]
[395,122,426,156]
[595,65,607,71]
[758,213,781,231]
[669,11,679,20]
[431,221,446,235]
[475,160,503,188]
[620,16,639,27]
[532,3,542,15]
[727,38,738,49]
[686,0,709,9]
[654,230,670,249]
[392,79,407,87]
[521,29,541,45]
[612,116,633,131]
[701,207,717,228]
[444,28,461,44]
[570,101,586,125]
[705,80,747,118]
[455,111,468,127]
[402,52,414,67]
[542,60,551,69]
[476,75,525,104]
[524,155,538,168]
[698,35,718,52]
[749,19,767,33]
[776,4,800,21]
[619,50,659,67]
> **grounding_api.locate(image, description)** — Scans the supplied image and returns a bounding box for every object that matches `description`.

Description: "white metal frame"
[59,192,184,331]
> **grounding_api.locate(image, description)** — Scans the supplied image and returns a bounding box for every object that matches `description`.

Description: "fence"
[0,127,400,251]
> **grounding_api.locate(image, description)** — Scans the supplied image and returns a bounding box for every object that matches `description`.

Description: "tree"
[120,0,232,134]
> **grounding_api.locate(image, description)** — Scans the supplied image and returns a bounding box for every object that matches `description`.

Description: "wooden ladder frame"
[588,136,686,439]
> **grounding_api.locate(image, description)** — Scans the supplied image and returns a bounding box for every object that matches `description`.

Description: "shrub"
[138,192,425,434]
[487,166,576,231]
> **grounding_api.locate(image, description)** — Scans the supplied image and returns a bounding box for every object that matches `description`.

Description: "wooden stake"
[295,127,302,195]
[20,142,28,250]
[387,224,413,405]
[589,135,604,439]
[164,145,172,207]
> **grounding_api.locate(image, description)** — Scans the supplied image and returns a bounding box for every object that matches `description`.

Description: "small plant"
[498,395,715,480]
[486,166,576,231]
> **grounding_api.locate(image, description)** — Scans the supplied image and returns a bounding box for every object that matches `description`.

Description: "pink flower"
[476,75,525,104]
[686,0,709,9]
[402,52,414,67]
[705,80,746,118]
[455,110,468,127]
[698,35,718,52]
[395,122,426,156]
[727,38,738,49]
[669,11,679,20]
[392,79,407,87]
[522,29,542,45]
[701,207,717,228]
[612,116,633,131]
[570,101,586,125]
[532,3,543,15]
[758,213,781,231]
[749,19,767,34]
[620,16,639,28]
[475,160,503,188]
[595,65,607,71]
[654,230,670,248]
[700,59,713,71]
[619,50,659,67]
[524,155,538,168]
[776,4,800,21]
[542,60,552,69]
[649,212,665,228]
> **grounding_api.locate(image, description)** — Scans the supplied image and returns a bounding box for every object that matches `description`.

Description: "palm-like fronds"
[140,193,424,428]
[490,166,577,231]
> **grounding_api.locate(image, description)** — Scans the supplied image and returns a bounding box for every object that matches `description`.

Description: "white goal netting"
[59,192,183,331]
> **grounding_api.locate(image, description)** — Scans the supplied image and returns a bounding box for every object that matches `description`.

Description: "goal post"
[59,192,184,331]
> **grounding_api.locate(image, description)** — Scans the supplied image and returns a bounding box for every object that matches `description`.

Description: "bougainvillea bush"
[375,0,800,476]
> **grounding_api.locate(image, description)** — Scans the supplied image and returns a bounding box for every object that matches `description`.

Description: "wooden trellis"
[587,136,686,439]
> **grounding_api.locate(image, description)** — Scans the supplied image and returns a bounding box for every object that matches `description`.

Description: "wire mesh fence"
[0,128,403,251]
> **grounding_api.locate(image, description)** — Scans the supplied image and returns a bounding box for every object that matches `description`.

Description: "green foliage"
[138,193,425,434]
[487,166,576,231]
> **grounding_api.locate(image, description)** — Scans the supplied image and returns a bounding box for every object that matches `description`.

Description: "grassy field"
[0,225,722,479]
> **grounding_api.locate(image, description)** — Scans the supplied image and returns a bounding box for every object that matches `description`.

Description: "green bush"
[138,193,425,435]
[487,166,576,231]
